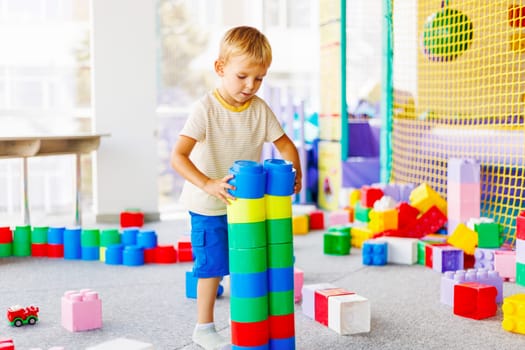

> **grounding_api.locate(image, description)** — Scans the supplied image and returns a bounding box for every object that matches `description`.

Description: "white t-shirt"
[178,90,285,216]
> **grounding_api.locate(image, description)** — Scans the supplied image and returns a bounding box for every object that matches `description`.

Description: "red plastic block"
[464,253,475,269]
[0,227,12,244]
[425,243,449,269]
[144,248,156,263]
[269,313,295,339]
[31,243,48,257]
[315,288,354,326]
[360,186,384,208]
[509,4,525,28]
[177,236,193,262]
[0,338,14,350]
[517,211,525,240]
[231,319,269,347]
[453,282,497,320]
[47,244,64,258]
[309,210,325,230]
[120,211,144,228]
[396,202,419,229]
[154,245,177,264]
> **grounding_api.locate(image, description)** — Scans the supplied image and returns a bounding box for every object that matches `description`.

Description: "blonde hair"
[218,26,272,67]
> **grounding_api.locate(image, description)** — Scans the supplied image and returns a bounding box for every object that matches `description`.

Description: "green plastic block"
[323,231,350,255]
[517,262,525,287]
[354,202,371,223]
[475,222,503,248]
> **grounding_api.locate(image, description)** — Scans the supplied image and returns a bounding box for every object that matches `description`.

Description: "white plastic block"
[301,283,335,319]
[328,294,371,335]
[86,338,154,350]
[378,237,418,264]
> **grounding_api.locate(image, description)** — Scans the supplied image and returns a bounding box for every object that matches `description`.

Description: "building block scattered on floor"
[350,226,374,248]
[329,210,349,227]
[475,222,503,248]
[86,338,154,350]
[294,268,304,303]
[494,250,516,281]
[447,223,478,255]
[362,240,387,266]
[301,283,336,320]
[360,186,384,208]
[0,338,14,350]
[376,237,418,265]
[120,210,144,228]
[314,288,354,326]
[432,245,464,273]
[368,208,398,233]
[177,236,193,262]
[61,289,102,332]
[502,294,525,335]
[353,202,371,223]
[409,183,447,216]
[453,282,497,320]
[474,248,496,270]
[323,230,350,255]
[292,215,309,235]
[153,245,177,264]
[309,210,325,230]
[328,293,371,335]
[440,268,504,306]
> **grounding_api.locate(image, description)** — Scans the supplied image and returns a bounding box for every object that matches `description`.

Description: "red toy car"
[7,305,39,327]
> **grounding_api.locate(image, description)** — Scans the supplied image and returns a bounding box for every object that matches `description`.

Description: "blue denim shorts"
[189,212,229,278]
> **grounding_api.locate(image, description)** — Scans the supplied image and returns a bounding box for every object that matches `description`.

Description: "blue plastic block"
[63,227,82,259]
[362,241,387,266]
[232,344,270,350]
[48,226,65,244]
[81,246,100,260]
[269,336,295,350]
[228,160,266,199]
[137,230,157,248]
[105,244,124,265]
[231,270,269,298]
[121,228,139,246]
[268,266,294,292]
[123,245,144,266]
[264,159,295,196]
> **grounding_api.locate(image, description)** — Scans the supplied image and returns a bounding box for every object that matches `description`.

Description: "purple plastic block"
[433,246,464,273]
[474,248,496,270]
[399,183,416,203]
[447,158,480,184]
[372,183,400,202]
[440,268,503,306]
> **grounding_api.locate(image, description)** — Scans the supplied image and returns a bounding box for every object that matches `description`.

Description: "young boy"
[171,26,302,350]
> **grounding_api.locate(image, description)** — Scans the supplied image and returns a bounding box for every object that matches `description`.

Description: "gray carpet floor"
[1,210,524,350]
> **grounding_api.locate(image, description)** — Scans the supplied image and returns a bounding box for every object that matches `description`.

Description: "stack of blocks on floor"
[226,159,296,350]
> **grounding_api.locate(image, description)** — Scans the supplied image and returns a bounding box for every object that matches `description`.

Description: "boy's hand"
[203,174,236,205]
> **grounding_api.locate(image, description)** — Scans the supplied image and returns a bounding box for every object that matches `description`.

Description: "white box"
[328,294,371,335]
[301,283,335,319]
[378,237,418,264]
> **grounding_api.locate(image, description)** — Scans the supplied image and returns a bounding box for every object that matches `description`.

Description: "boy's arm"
[273,133,302,194]
[171,135,235,205]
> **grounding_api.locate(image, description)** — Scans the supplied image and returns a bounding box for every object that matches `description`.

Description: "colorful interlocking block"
[453,282,497,320]
[448,223,478,255]
[502,294,525,335]
[61,289,102,332]
[362,240,387,266]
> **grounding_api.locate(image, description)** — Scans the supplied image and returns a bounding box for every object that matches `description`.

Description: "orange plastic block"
[369,208,398,233]
[502,294,525,334]
[293,215,309,235]
[409,183,447,216]
[448,223,478,255]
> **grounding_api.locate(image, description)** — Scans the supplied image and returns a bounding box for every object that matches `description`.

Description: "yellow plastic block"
[350,226,374,248]
[502,294,525,334]
[293,215,309,235]
[265,195,292,220]
[409,183,447,215]
[349,189,361,207]
[447,223,478,255]
[368,209,398,233]
[226,198,266,224]
[99,247,106,262]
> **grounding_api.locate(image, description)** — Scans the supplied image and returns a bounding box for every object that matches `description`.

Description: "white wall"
[90,0,159,222]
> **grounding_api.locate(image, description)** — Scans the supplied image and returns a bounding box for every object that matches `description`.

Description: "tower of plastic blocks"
[264,159,296,349]
[447,158,480,233]
[0,227,13,257]
[61,289,102,332]
[227,160,269,349]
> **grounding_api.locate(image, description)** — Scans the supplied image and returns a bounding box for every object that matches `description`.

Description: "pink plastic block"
[294,268,304,303]
[329,210,349,227]
[495,250,516,282]
[447,182,481,203]
[61,289,102,332]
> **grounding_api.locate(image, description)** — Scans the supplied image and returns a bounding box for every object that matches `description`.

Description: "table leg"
[22,157,30,225]
[75,153,82,227]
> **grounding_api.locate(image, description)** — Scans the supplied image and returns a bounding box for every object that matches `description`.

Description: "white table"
[0,134,109,226]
